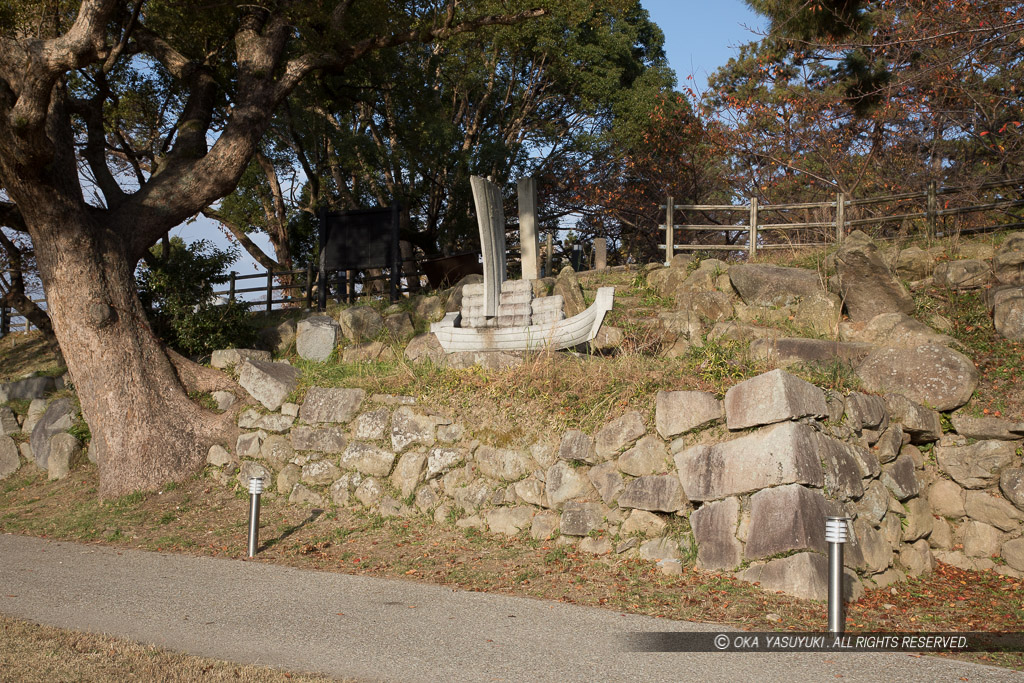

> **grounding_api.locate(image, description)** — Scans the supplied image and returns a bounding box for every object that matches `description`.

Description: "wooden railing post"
[748,197,759,259]
[228,271,236,301]
[545,232,553,277]
[305,263,314,310]
[927,180,937,238]
[0,305,8,337]
[266,270,273,313]
[836,192,845,244]
[665,195,674,266]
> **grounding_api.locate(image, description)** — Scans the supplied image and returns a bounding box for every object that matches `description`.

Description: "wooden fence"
[660,177,1024,262]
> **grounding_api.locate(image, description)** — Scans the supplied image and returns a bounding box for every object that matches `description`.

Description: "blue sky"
[640,0,765,93]
[177,3,767,277]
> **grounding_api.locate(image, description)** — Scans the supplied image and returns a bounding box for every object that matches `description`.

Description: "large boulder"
[674,422,825,501]
[935,440,1017,489]
[839,312,955,348]
[723,368,827,430]
[855,344,978,411]
[211,348,271,369]
[690,497,742,570]
[616,475,688,513]
[299,387,365,424]
[932,259,992,290]
[835,231,915,321]
[258,319,297,354]
[744,484,831,560]
[552,266,587,317]
[0,375,58,403]
[893,246,935,280]
[993,287,1024,341]
[29,398,77,470]
[728,263,825,306]
[655,391,722,439]
[337,306,384,342]
[738,552,831,601]
[993,232,1024,285]
[749,337,874,368]
[296,316,339,362]
[238,360,300,411]
[404,333,447,365]
[0,435,20,480]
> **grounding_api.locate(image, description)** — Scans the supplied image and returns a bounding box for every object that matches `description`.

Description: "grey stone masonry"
[238,360,300,412]
[211,348,271,369]
[655,391,722,439]
[723,369,827,430]
[460,283,491,328]
[496,280,534,327]
[744,484,831,560]
[296,316,340,362]
[299,387,365,424]
[674,421,825,501]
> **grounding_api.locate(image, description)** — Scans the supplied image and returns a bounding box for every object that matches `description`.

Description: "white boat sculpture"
[431,286,615,353]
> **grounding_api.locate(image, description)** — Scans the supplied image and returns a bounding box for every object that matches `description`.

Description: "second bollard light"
[248,477,264,558]
[825,516,851,635]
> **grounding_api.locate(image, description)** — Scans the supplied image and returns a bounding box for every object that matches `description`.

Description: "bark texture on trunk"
[32,212,239,498]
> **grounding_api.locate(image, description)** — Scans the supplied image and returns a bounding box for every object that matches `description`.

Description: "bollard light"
[825,516,851,635]
[248,477,264,558]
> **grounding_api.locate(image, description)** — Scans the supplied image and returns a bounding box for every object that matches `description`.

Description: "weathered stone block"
[545,461,593,509]
[594,412,645,459]
[300,387,365,424]
[560,501,607,536]
[617,475,688,513]
[476,446,532,482]
[289,484,325,507]
[558,430,595,463]
[674,422,825,501]
[854,480,889,527]
[211,348,271,369]
[47,433,81,480]
[30,398,76,470]
[880,454,919,501]
[0,435,21,481]
[744,484,830,561]
[531,510,560,540]
[355,477,383,507]
[390,452,426,499]
[899,539,935,576]
[857,344,978,412]
[724,369,827,430]
[901,496,934,541]
[302,460,341,486]
[935,440,1016,489]
[337,306,384,342]
[391,406,437,452]
[425,447,464,480]
[238,360,300,412]
[964,491,1023,531]
[296,316,339,362]
[340,441,396,477]
[277,464,301,496]
[962,520,1001,557]
[259,319,297,354]
[486,507,536,536]
[690,497,742,570]
[854,519,893,574]
[738,553,830,601]
[655,391,722,439]
[587,461,623,505]
[290,426,347,453]
[928,479,966,518]
[620,509,667,537]
[617,435,669,477]
[1000,468,1024,511]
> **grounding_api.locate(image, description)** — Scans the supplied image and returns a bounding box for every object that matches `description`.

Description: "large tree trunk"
[33,211,240,498]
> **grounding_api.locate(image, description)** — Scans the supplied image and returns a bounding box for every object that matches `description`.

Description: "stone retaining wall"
[200,360,1024,600]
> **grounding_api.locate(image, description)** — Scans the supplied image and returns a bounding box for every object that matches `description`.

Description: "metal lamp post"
[247,477,264,558]
[825,516,851,634]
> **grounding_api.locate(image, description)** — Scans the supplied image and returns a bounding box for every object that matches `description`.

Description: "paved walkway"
[0,534,1017,682]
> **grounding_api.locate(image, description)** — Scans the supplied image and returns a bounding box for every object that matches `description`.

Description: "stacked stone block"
[459,283,493,328]
[496,279,533,327]
[531,294,565,326]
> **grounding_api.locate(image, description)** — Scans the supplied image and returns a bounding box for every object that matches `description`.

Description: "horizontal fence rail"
[659,177,1024,262]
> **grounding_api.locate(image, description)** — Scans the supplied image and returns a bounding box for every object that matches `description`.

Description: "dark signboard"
[318,205,401,306]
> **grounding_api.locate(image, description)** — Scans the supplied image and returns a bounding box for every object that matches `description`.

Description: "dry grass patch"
[0,613,340,682]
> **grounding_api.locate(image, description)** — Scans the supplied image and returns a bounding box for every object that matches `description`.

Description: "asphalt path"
[0,534,1018,682]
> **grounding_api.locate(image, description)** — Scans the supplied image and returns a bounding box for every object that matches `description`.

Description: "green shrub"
[137,237,258,355]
